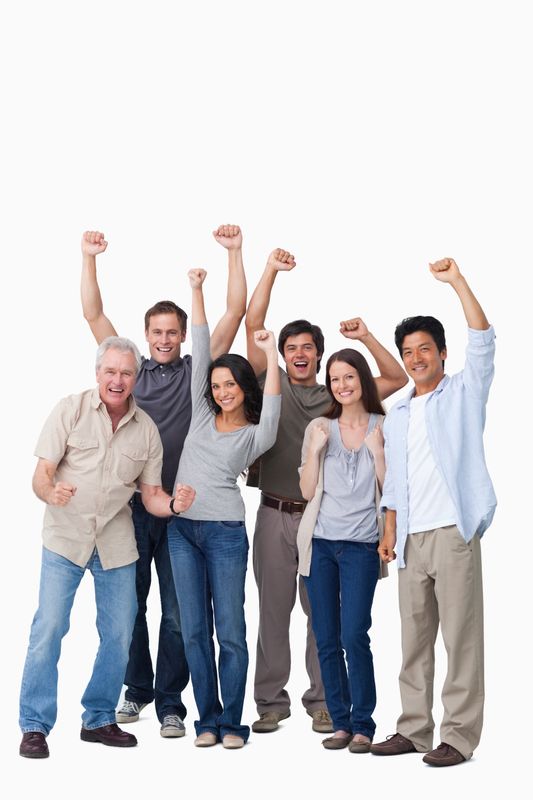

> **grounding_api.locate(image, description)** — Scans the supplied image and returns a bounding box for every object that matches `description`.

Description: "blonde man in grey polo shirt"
[18,337,195,759]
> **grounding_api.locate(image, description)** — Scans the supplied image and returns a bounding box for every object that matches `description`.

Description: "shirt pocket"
[66,435,99,468]
[117,447,149,484]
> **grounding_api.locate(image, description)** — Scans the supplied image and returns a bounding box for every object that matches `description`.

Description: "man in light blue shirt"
[371,258,496,767]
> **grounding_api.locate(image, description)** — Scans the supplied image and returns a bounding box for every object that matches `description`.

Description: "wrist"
[169,497,181,516]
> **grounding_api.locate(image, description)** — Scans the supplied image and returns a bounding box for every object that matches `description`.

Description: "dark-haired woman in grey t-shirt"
[168,268,281,750]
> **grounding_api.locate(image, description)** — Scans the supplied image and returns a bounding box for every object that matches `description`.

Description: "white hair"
[95,336,142,375]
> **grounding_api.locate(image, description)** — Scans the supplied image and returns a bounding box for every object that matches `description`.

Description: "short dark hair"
[278,319,325,373]
[144,301,188,333]
[394,316,446,356]
[324,348,385,419]
[205,354,263,424]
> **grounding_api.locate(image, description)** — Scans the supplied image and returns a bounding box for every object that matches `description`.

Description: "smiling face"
[401,331,446,394]
[145,312,186,364]
[210,367,245,414]
[283,333,319,386]
[328,360,364,407]
[96,348,137,413]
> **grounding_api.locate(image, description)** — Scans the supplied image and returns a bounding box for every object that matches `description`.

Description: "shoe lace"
[120,700,140,714]
[163,714,183,727]
[314,710,331,722]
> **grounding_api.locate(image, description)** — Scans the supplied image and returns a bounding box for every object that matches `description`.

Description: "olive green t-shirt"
[248,368,330,501]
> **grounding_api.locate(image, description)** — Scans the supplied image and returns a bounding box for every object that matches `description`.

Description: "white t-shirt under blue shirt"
[407,391,456,534]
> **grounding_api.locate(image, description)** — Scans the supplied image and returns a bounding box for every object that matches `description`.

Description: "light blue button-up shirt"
[381,325,497,568]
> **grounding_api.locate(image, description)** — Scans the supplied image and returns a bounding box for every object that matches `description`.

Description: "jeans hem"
[82,718,118,730]
[20,726,48,736]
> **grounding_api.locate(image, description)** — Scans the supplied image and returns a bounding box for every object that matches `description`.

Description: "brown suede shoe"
[423,742,466,767]
[322,734,351,750]
[251,710,290,733]
[80,723,137,747]
[19,732,49,759]
[371,733,417,756]
[308,709,334,733]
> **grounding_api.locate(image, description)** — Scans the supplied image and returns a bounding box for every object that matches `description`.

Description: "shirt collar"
[396,374,450,409]
[142,355,184,372]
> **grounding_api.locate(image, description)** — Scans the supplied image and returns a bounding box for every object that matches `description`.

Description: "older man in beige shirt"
[18,337,195,759]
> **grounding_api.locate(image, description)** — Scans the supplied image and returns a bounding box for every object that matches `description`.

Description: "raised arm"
[429,258,490,330]
[245,248,296,375]
[80,231,117,344]
[253,330,280,396]
[188,269,208,325]
[340,317,408,400]
[209,224,247,358]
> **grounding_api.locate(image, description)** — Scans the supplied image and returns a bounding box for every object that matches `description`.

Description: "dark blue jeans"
[167,517,250,741]
[304,538,380,739]
[124,494,189,722]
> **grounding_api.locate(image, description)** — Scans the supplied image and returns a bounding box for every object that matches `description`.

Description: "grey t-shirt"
[248,369,330,501]
[314,415,379,543]
[133,354,192,493]
[175,324,282,520]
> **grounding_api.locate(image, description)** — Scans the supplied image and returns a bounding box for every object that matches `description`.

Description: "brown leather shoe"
[423,742,466,767]
[80,723,137,747]
[251,710,290,733]
[371,733,417,756]
[19,732,49,759]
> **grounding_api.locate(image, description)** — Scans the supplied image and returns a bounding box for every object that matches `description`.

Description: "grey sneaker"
[308,709,333,733]
[116,700,148,723]
[160,714,186,738]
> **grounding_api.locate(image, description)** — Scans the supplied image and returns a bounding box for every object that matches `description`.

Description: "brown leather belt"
[261,493,307,514]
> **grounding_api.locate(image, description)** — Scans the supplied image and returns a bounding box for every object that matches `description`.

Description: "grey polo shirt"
[133,354,193,492]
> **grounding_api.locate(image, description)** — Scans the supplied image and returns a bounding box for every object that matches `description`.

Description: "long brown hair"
[324,348,385,419]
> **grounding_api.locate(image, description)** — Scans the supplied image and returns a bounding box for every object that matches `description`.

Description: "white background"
[1,1,529,798]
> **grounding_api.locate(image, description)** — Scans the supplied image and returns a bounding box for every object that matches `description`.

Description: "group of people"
[18,226,496,769]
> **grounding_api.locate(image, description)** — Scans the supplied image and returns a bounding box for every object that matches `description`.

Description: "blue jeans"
[167,517,250,741]
[304,538,380,738]
[19,547,137,735]
[124,494,189,721]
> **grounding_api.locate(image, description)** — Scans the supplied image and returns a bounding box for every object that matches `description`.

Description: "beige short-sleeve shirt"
[35,387,163,569]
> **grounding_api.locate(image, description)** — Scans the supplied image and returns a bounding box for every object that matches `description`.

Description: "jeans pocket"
[219,521,245,529]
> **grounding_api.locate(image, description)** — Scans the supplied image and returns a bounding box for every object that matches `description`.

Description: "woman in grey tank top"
[167,269,281,750]
[299,347,389,753]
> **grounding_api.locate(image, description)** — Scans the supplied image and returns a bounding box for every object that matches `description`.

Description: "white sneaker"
[160,714,186,738]
[116,700,148,723]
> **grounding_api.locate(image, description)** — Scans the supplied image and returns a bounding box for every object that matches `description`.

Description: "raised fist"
[213,225,242,250]
[340,317,369,340]
[188,268,207,288]
[267,249,296,272]
[254,329,276,353]
[429,257,461,284]
[81,231,108,257]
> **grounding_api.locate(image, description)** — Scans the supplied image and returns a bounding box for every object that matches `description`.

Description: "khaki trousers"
[397,525,484,759]
[253,503,326,714]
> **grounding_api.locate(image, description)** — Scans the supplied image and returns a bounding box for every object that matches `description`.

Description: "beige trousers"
[252,502,326,714]
[397,525,484,760]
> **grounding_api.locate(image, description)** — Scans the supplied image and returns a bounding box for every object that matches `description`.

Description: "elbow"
[300,482,314,502]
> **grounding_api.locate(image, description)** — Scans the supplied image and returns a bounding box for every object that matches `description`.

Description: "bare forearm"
[32,472,55,504]
[246,265,277,331]
[300,452,321,500]
[81,255,116,342]
[450,274,490,330]
[210,248,247,358]
[191,286,207,326]
[359,332,408,398]
[141,486,172,517]
[262,349,280,396]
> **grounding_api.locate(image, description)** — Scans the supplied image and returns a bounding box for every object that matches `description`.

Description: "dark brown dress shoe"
[423,742,466,767]
[371,733,417,756]
[19,731,49,759]
[80,723,137,747]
